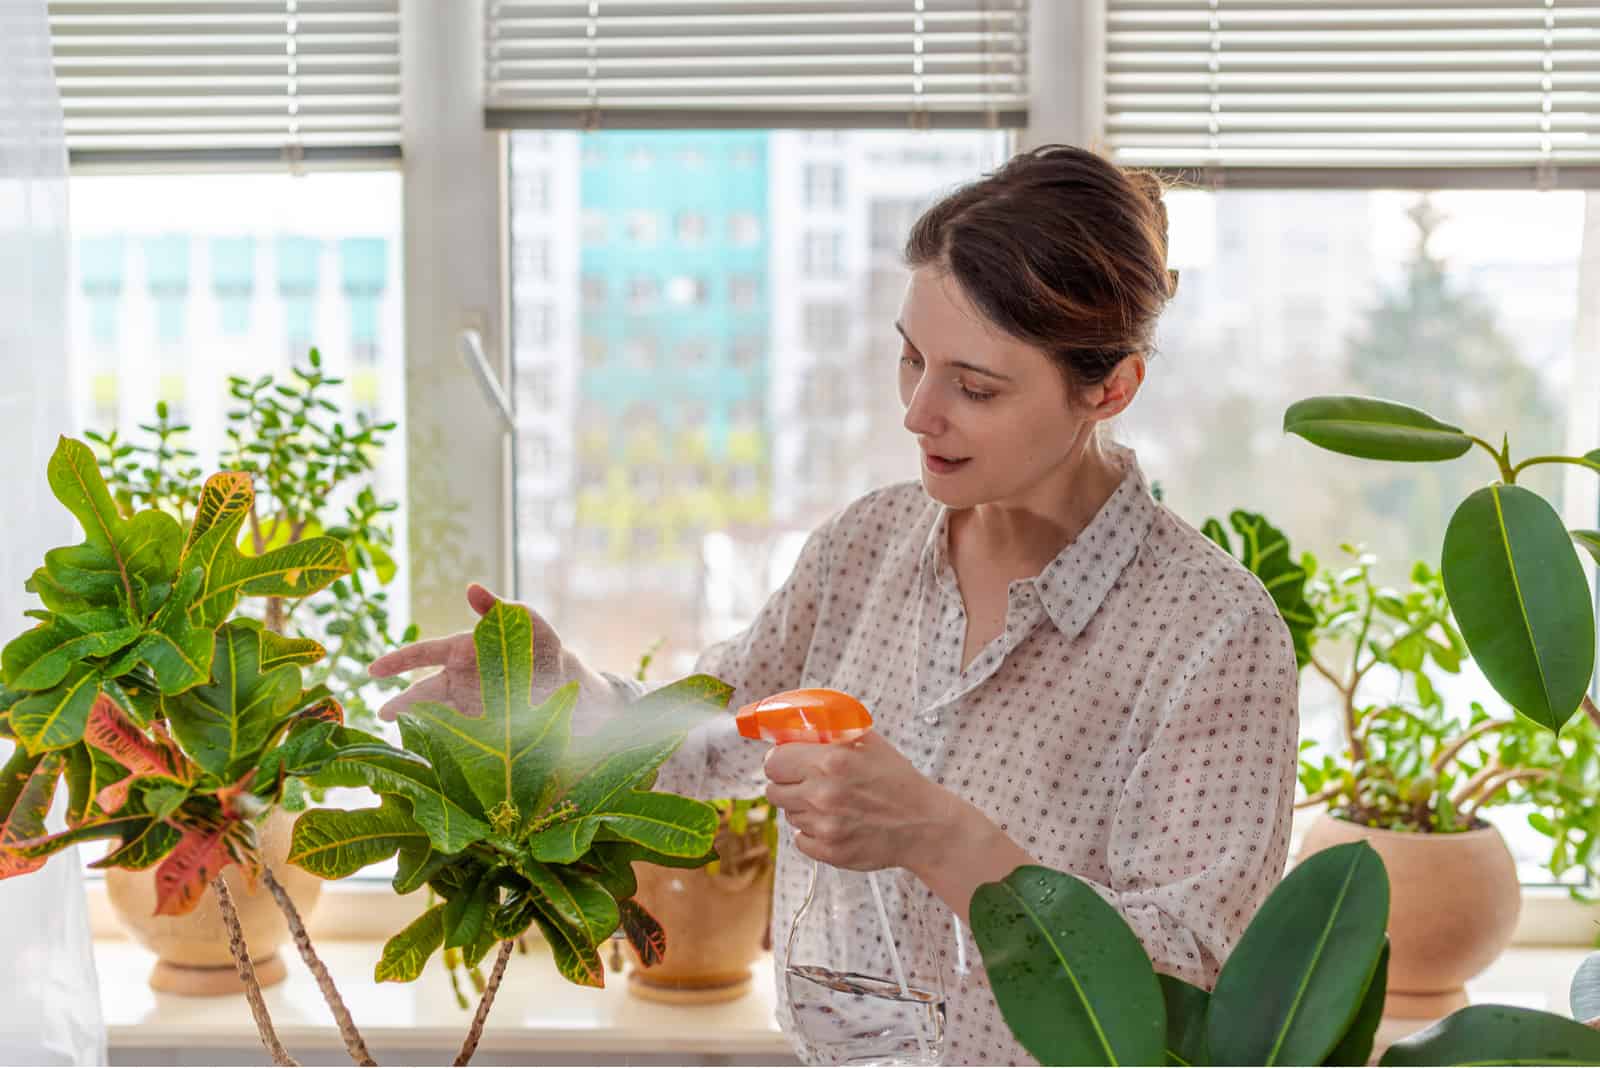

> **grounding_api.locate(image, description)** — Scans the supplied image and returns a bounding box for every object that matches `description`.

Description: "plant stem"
[1432,719,1510,775]
[1294,786,1341,810]
[454,940,514,1067]
[1451,759,1503,809]
[1585,694,1600,731]
[1509,454,1600,479]
[212,875,298,1067]
[1468,435,1517,483]
[261,865,376,1066]
[1461,769,1557,823]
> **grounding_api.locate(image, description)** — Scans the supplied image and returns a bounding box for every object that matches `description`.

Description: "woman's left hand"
[762,731,959,872]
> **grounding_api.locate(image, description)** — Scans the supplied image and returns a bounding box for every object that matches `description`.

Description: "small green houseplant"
[86,350,416,741]
[1283,396,1599,738]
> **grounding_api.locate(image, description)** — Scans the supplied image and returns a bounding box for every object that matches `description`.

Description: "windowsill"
[92,933,1585,1065]
[94,934,793,1065]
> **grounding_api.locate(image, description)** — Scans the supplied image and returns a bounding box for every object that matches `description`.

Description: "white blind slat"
[49,0,402,165]
[484,0,1029,130]
[1104,1,1600,177]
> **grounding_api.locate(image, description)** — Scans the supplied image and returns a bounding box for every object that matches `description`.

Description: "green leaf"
[126,564,214,694]
[441,868,497,951]
[12,814,168,869]
[1442,485,1595,733]
[518,860,619,945]
[1323,941,1389,1067]
[310,733,491,854]
[529,791,716,864]
[394,840,453,896]
[969,864,1167,1067]
[90,817,184,870]
[527,902,605,988]
[37,436,182,618]
[1158,974,1209,1067]
[1224,510,1316,667]
[1,610,140,692]
[375,903,445,983]
[1379,1004,1600,1066]
[161,622,303,779]
[289,797,428,879]
[10,664,100,752]
[63,742,129,825]
[1208,842,1389,1066]
[1573,529,1600,567]
[1200,518,1232,556]
[1283,396,1473,463]
[230,618,326,670]
[181,471,349,629]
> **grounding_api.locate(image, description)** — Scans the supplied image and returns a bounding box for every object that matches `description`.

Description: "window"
[1119,187,1591,886]
[626,211,660,245]
[508,129,1009,678]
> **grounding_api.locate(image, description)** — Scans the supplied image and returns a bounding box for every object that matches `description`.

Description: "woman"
[370,145,1299,1066]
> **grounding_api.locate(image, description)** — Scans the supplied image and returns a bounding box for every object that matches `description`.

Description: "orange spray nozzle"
[734,688,873,745]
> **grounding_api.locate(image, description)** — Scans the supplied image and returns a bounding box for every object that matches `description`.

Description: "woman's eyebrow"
[893,320,1014,382]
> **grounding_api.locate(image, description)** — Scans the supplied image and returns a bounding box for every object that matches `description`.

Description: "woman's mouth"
[923,453,970,475]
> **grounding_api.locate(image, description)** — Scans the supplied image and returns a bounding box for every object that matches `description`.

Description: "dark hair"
[904,144,1176,393]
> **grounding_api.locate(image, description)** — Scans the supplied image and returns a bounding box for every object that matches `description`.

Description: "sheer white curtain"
[0,0,106,1063]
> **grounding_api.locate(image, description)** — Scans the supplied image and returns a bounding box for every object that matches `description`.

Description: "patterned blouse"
[611,445,1299,1066]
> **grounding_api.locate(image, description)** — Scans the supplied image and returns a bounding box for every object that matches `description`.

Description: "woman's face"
[895,265,1104,510]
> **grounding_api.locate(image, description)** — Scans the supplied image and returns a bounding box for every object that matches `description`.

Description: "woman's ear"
[1087,353,1146,422]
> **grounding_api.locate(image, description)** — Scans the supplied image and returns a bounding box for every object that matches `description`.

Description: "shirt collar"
[918,444,1159,641]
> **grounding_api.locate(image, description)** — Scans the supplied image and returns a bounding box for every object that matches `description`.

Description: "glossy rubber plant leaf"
[1442,485,1595,733]
[152,820,234,916]
[161,621,303,780]
[969,864,1167,1067]
[375,904,445,983]
[1379,1004,1600,1066]
[32,436,182,619]
[289,796,429,880]
[1158,974,1209,1067]
[1283,396,1473,462]
[402,603,572,833]
[1322,941,1389,1067]
[181,471,349,629]
[0,748,66,878]
[1572,529,1600,568]
[1207,842,1389,1066]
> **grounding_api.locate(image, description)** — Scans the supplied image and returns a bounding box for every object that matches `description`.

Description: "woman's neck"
[954,436,1125,573]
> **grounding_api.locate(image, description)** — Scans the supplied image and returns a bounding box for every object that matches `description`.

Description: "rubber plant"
[284,601,731,1065]
[970,843,1600,1066]
[1283,395,1599,737]
[0,435,367,1064]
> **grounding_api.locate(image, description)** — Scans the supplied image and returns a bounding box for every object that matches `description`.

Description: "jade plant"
[0,435,369,1064]
[85,349,415,741]
[970,844,1600,1065]
[283,602,730,1063]
[1283,396,1599,737]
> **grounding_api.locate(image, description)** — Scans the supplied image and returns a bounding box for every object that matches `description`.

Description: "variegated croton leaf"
[288,600,732,988]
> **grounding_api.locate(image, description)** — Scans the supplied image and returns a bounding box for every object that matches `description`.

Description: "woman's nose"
[902,381,944,437]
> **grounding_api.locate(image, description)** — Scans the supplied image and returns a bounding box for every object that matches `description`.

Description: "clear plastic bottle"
[737,690,948,1066]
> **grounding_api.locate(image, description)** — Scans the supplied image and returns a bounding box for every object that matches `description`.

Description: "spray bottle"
[737,688,946,1066]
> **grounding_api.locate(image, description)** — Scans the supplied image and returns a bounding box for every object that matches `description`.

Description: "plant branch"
[1467,435,1517,482]
[1295,786,1341,810]
[1585,693,1600,731]
[212,876,298,1067]
[261,865,375,1066]
[1432,719,1510,775]
[1461,769,1557,823]
[1509,454,1600,479]
[454,940,515,1067]
[1450,758,1503,809]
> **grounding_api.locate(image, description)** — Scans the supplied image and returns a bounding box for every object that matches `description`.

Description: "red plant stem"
[454,941,515,1067]
[212,876,297,1067]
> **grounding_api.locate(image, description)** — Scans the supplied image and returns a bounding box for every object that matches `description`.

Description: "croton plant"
[0,437,730,1067]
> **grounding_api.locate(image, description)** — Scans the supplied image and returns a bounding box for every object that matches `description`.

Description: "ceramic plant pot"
[104,809,323,996]
[1298,812,1521,1019]
[624,819,775,1004]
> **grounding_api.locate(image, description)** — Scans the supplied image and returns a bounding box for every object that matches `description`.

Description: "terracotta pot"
[624,820,775,1004]
[1297,813,1521,1019]
[105,809,324,996]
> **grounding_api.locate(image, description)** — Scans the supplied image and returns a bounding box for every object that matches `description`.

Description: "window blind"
[484,0,1029,130]
[1105,0,1600,186]
[49,0,402,168]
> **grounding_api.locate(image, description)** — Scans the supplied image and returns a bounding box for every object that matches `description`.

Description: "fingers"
[377,673,449,722]
[466,583,498,617]
[764,780,808,812]
[369,635,462,678]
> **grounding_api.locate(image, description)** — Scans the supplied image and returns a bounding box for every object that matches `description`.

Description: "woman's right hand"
[367,583,616,722]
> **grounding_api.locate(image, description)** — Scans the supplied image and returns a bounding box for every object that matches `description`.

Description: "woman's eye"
[960,385,995,402]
